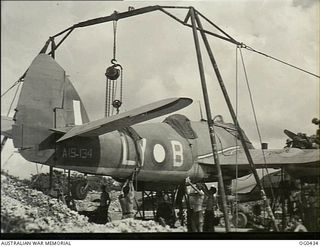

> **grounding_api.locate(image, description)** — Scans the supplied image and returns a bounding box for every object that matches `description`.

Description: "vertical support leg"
[176,184,186,226]
[193,9,279,232]
[185,193,192,232]
[151,191,156,218]
[281,168,287,231]
[142,189,145,219]
[189,7,230,232]
[67,170,71,195]
[49,166,53,192]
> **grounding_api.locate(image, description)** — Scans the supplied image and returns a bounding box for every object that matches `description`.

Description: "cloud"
[292,0,318,9]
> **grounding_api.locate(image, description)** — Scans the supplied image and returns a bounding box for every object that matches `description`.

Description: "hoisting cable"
[105,19,123,116]
[105,79,109,117]
[2,152,15,167]
[2,36,51,99]
[243,45,320,79]
[108,79,112,116]
[111,79,118,115]
[1,79,22,98]
[1,78,23,152]
[238,48,276,205]
[120,68,123,104]
[113,20,117,61]
[6,80,22,117]
[194,9,319,79]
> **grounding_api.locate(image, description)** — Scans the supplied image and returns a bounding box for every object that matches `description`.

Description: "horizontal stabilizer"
[57,97,192,142]
[50,127,73,134]
[1,116,14,138]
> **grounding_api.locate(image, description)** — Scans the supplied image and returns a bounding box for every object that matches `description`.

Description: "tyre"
[71,180,89,200]
[231,212,248,228]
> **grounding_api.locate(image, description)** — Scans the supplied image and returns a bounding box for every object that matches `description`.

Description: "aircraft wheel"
[71,180,89,200]
[231,212,248,228]
[219,216,225,227]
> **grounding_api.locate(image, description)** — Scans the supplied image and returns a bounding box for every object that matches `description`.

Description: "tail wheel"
[231,212,248,228]
[71,180,89,200]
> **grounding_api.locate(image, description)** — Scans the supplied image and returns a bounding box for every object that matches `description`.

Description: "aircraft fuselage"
[43,121,241,184]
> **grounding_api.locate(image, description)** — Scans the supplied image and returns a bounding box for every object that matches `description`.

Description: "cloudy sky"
[1,0,319,178]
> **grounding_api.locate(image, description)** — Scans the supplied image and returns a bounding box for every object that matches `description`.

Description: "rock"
[1,171,187,233]
[1,174,7,182]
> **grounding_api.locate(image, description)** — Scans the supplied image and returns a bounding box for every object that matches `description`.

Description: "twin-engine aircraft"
[1,54,319,196]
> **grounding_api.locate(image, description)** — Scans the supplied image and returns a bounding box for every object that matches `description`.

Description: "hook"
[110,59,123,69]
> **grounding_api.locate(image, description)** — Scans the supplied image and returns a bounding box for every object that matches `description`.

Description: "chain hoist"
[105,20,124,117]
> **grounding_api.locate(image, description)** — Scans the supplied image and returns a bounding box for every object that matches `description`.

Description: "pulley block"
[112,99,122,109]
[105,65,120,80]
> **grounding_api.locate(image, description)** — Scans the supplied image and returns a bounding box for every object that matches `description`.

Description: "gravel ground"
[1,173,187,233]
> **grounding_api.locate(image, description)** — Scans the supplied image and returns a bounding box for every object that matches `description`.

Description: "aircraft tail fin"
[12,54,89,162]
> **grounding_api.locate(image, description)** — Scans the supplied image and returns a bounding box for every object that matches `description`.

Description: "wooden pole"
[189,7,230,232]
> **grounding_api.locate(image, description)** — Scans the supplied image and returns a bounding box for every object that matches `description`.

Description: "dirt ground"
[1,172,187,233]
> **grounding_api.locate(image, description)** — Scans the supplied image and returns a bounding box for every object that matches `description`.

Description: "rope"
[105,79,109,117]
[243,45,320,79]
[111,80,115,115]
[238,48,276,203]
[1,76,22,152]
[108,79,112,116]
[1,80,22,98]
[6,81,22,117]
[2,152,15,167]
[114,79,118,101]
[120,68,123,103]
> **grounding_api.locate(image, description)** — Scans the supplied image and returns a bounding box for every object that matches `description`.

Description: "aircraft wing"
[57,97,192,142]
[198,148,320,179]
[1,116,14,138]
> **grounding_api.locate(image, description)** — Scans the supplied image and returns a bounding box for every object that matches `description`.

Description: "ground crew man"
[119,180,135,219]
[203,186,217,232]
[155,193,176,227]
[95,184,111,224]
[312,117,320,146]
[186,178,205,232]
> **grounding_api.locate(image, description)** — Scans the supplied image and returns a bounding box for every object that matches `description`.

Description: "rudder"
[12,54,89,163]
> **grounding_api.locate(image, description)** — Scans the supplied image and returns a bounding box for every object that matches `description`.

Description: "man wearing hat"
[203,186,217,232]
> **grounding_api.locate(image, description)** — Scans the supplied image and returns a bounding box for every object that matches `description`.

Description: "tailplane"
[11,54,89,163]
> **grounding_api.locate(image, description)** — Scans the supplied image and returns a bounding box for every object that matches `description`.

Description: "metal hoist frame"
[12,5,283,232]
